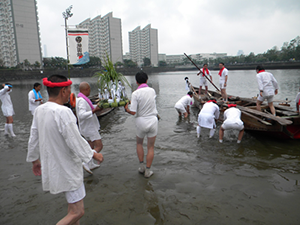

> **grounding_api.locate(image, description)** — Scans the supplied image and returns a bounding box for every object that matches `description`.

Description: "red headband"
[207,100,217,103]
[227,104,237,108]
[43,77,72,88]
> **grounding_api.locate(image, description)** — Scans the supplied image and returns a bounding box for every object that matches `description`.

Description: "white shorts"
[65,183,86,204]
[199,78,207,87]
[222,121,244,131]
[257,95,274,103]
[84,132,101,142]
[136,116,158,138]
[219,80,226,89]
[174,103,186,114]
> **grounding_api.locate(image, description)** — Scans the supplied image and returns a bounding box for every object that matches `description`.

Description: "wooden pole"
[184,53,220,92]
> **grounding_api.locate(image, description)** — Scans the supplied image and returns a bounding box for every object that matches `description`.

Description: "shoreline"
[1,61,300,82]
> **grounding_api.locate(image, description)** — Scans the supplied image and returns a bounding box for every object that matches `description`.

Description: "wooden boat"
[89,95,115,117]
[191,86,300,139]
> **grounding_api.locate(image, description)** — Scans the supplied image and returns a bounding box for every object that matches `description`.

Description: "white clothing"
[221,107,244,130]
[219,68,228,89]
[76,97,101,141]
[65,182,86,204]
[130,86,158,138]
[28,90,42,115]
[256,71,279,97]
[257,95,274,103]
[199,69,211,86]
[27,102,94,194]
[174,95,192,113]
[198,102,220,129]
[0,86,14,117]
[136,116,158,138]
[130,87,158,118]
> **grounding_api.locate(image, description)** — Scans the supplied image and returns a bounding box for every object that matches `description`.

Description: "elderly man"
[76,82,104,174]
[255,65,279,115]
[27,75,104,224]
[197,99,220,138]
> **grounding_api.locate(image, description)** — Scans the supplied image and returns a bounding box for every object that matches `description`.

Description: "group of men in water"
[175,64,280,144]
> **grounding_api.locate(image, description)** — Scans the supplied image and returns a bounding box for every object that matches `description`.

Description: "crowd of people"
[0,65,298,223]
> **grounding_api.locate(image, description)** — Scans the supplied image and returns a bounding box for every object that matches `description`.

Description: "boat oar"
[183,53,220,92]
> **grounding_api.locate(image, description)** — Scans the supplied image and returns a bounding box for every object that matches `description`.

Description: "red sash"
[258,70,265,73]
[218,68,224,77]
[202,68,209,77]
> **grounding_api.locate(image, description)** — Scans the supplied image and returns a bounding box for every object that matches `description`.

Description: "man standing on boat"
[218,62,228,102]
[219,104,244,143]
[27,75,104,224]
[197,63,213,95]
[124,71,158,178]
[174,91,193,118]
[197,99,220,138]
[28,82,43,115]
[255,65,279,116]
[76,82,104,175]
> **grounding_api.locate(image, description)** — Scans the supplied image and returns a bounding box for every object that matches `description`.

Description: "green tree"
[143,57,151,67]
[158,61,167,67]
[123,59,137,68]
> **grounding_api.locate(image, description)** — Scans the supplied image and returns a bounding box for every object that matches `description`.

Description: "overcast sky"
[37,0,300,58]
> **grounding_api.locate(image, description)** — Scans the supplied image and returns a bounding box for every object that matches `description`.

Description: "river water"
[0,69,300,224]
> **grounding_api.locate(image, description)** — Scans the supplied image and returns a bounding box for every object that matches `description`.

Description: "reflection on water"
[0,70,300,224]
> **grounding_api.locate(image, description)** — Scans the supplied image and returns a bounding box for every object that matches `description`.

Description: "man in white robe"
[197,100,220,138]
[27,75,104,225]
[0,83,15,136]
[28,82,43,115]
[76,82,103,174]
[219,104,244,143]
[256,65,279,115]
[197,64,213,95]
[218,62,228,102]
[174,91,193,118]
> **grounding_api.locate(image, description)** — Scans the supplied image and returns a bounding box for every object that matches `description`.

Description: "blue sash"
[33,89,42,100]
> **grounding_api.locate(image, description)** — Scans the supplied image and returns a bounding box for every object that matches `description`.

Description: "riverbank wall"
[1,62,299,82]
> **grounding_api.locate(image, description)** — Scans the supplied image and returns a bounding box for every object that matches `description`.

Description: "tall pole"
[62,6,73,79]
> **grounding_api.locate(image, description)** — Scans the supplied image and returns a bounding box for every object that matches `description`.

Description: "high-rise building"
[77,12,123,64]
[0,0,42,67]
[129,24,158,67]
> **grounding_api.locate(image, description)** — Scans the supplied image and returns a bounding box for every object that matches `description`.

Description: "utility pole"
[62,5,73,79]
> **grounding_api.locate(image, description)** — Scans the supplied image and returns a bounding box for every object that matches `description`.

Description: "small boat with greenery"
[191,86,300,139]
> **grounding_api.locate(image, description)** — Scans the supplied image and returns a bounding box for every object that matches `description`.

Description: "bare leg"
[146,136,156,168]
[6,116,13,124]
[238,129,244,142]
[183,112,188,118]
[268,102,276,115]
[136,136,144,163]
[205,86,208,94]
[56,199,85,225]
[221,89,227,102]
[198,86,202,95]
[219,127,224,141]
[256,100,262,112]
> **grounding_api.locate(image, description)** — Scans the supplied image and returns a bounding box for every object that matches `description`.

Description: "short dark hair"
[187,91,193,96]
[135,71,148,84]
[219,62,224,65]
[47,74,68,97]
[33,82,41,88]
[256,65,265,71]
[203,63,208,66]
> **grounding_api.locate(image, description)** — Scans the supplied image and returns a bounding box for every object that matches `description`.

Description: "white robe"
[0,86,14,117]
[256,71,279,96]
[222,107,244,130]
[28,90,42,115]
[198,102,220,129]
[174,95,193,110]
[27,102,93,194]
[76,97,100,138]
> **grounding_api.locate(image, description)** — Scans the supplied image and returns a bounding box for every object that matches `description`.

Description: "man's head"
[187,91,193,97]
[203,64,208,68]
[256,65,265,73]
[135,71,148,84]
[33,82,41,91]
[219,62,224,69]
[44,75,72,104]
[79,82,91,97]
